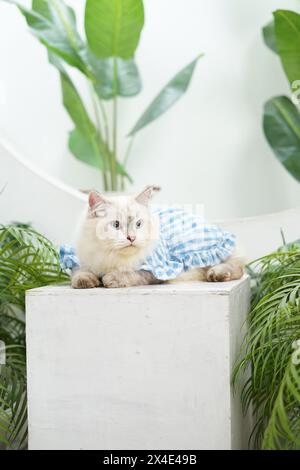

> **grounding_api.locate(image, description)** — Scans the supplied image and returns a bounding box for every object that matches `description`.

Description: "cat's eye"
[136,219,143,229]
[112,220,120,229]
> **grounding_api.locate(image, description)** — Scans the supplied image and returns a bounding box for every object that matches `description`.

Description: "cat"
[72,185,244,289]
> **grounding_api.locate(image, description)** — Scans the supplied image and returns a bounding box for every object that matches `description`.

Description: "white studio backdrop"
[1,0,300,219]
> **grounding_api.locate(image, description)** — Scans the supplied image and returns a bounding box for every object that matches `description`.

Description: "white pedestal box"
[25,277,251,450]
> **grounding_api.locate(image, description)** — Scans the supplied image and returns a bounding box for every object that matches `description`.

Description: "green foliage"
[128,55,203,136]
[273,10,300,87]
[3,0,202,191]
[233,242,300,449]
[262,9,300,182]
[263,96,300,182]
[85,0,144,59]
[7,0,88,73]
[262,20,277,53]
[0,225,69,449]
[91,56,142,100]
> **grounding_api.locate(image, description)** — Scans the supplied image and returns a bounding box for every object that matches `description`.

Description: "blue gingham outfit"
[60,207,236,281]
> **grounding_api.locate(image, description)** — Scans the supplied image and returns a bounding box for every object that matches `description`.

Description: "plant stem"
[111,58,118,191]
[123,136,135,168]
[94,96,113,192]
[90,84,103,135]
[98,99,110,149]
[89,84,109,191]
[121,136,135,190]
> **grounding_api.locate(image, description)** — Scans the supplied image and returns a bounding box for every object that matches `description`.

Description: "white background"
[1,0,300,218]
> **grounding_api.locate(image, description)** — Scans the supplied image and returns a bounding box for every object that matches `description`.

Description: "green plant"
[4,0,203,191]
[263,9,300,182]
[233,240,300,449]
[0,224,69,449]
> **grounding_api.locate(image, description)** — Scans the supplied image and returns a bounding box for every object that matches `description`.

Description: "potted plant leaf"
[263,9,300,182]
[3,0,203,191]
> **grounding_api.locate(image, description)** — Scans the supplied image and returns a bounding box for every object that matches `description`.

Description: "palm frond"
[0,224,69,449]
[233,245,300,449]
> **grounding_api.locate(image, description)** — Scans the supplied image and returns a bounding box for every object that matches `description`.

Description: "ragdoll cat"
[71,186,244,289]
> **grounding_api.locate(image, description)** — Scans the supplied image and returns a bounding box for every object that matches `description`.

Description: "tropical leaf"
[262,20,278,53]
[68,128,132,181]
[5,0,142,100]
[68,128,101,170]
[60,73,96,139]
[263,96,300,182]
[58,80,105,170]
[49,53,131,179]
[89,54,142,100]
[9,0,142,100]
[116,161,133,183]
[85,0,144,59]
[32,0,51,19]
[128,55,203,136]
[274,10,300,86]
[48,52,109,171]
[3,0,89,74]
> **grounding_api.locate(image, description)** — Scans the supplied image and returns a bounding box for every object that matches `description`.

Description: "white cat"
[72,186,244,289]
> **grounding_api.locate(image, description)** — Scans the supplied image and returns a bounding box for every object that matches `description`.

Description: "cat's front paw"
[72,272,100,289]
[206,264,232,282]
[102,271,131,288]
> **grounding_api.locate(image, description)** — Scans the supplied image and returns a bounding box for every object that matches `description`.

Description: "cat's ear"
[88,190,108,216]
[88,190,106,208]
[135,185,161,206]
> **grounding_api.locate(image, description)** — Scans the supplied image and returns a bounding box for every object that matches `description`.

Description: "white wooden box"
[25,277,251,450]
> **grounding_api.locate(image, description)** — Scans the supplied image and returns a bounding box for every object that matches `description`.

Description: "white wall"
[1,0,300,219]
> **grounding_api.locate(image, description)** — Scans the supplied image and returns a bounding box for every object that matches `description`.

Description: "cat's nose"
[127,235,136,243]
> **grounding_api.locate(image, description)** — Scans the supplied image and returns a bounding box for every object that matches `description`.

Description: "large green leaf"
[32,0,51,19]
[89,55,142,99]
[3,0,88,74]
[262,20,278,53]
[263,96,300,182]
[48,53,106,170]
[62,79,131,179]
[60,73,95,139]
[117,161,133,182]
[69,128,132,179]
[34,0,142,99]
[274,10,300,86]
[85,0,144,59]
[5,0,142,98]
[68,128,103,170]
[128,55,203,136]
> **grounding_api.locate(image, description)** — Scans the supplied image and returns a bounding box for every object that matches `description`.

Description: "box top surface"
[26,275,249,297]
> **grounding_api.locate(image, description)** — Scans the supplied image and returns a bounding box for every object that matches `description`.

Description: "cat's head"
[86,186,160,255]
